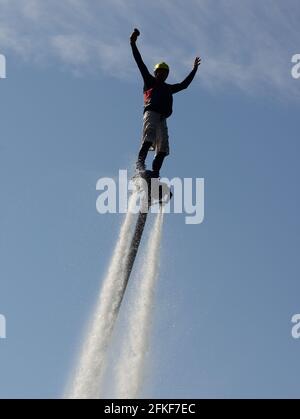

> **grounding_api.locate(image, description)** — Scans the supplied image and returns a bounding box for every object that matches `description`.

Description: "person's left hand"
[193,56,201,70]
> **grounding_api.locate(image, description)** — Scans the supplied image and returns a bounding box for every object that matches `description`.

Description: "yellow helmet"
[154,62,169,72]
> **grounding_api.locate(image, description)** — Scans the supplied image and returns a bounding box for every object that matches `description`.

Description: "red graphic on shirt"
[144,88,153,105]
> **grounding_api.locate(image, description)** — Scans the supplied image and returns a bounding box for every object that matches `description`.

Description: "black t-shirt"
[131,42,197,118]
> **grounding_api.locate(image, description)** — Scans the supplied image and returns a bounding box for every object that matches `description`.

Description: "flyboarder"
[130,28,201,178]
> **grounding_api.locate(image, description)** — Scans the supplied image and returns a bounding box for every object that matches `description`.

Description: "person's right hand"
[130,28,140,43]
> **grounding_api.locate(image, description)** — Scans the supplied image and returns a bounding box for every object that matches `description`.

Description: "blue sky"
[0,0,300,398]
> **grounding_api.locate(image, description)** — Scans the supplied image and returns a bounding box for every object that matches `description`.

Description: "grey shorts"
[141,110,170,155]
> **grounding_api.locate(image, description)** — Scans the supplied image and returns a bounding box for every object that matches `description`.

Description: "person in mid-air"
[130,28,201,178]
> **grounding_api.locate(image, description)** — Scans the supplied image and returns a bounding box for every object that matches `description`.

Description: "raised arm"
[130,28,153,84]
[171,57,201,94]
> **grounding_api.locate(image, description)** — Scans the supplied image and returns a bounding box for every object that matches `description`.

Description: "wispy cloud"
[0,0,299,98]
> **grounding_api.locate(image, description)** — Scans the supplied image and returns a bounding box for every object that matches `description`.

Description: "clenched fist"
[130,28,140,43]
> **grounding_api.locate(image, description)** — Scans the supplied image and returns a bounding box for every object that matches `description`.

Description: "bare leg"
[136,141,152,171]
[152,152,167,177]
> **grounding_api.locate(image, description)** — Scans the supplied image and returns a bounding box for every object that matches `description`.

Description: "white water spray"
[116,209,164,398]
[67,195,137,399]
